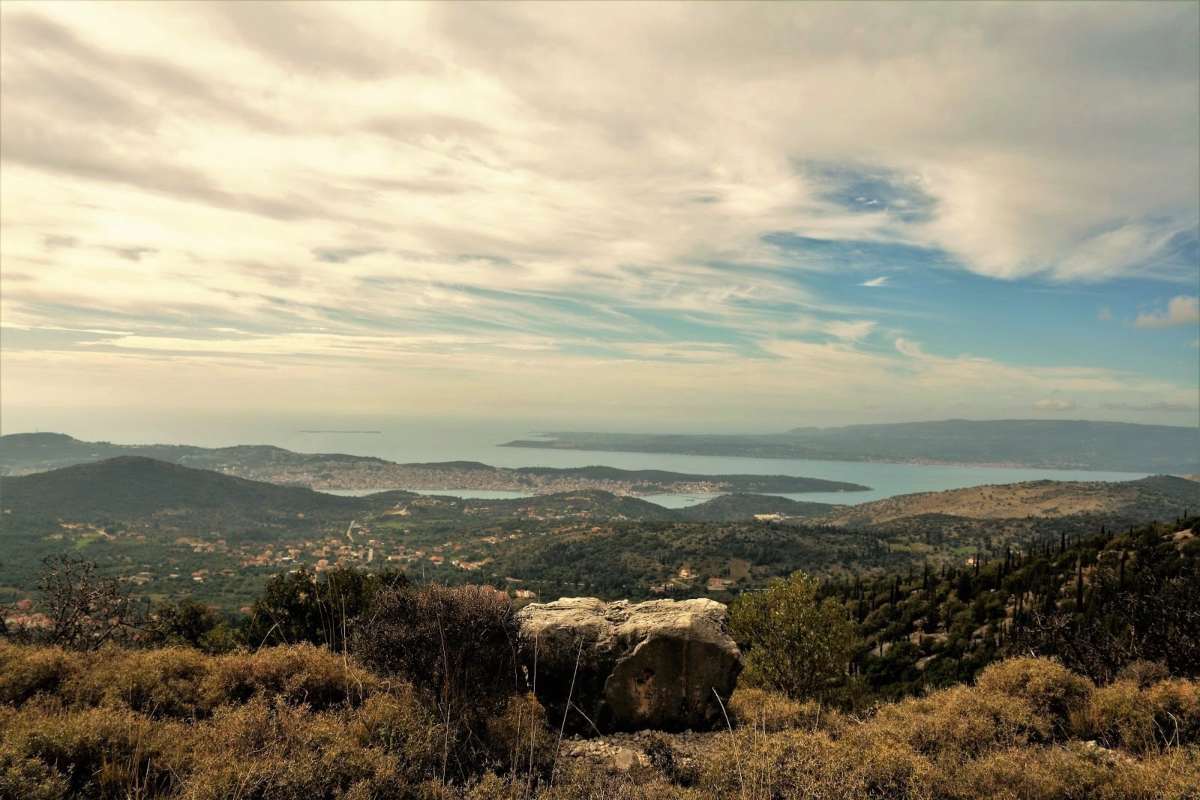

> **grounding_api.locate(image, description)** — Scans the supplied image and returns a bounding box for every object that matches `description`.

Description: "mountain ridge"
[501,418,1200,473]
[0,432,869,494]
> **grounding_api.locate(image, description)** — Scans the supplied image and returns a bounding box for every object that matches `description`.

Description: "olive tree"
[729,571,857,700]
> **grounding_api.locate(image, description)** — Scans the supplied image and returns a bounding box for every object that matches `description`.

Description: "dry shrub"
[866,684,1049,759]
[728,686,833,733]
[943,744,1128,800]
[0,640,72,704]
[834,727,934,800]
[696,729,855,799]
[465,772,524,800]
[1144,679,1200,746]
[531,764,694,800]
[484,693,556,778]
[200,642,383,712]
[698,726,932,799]
[1,642,384,719]
[1077,678,1200,753]
[976,658,1094,738]
[183,698,423,800]
[1,642,1193,800]
[353,584,520,704]
[61,645,210,718]
[0,742,70,800]
[349,691,444,771]
[1102,746,1200,800]
[0,705,188,798]
[1116,660,1172,688]
[353,584,521,780]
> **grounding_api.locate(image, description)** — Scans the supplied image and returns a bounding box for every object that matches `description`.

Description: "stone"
[517,597,741,732]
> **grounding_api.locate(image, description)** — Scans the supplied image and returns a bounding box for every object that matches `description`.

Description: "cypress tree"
[1075,557,1084,608]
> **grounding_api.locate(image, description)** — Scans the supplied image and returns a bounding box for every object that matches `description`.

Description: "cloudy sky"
[1,1,1198,433]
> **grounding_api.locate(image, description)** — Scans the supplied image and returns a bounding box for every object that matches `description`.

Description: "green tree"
[246,567,402,650]
[730,572,858,700]
[152,598,241,653]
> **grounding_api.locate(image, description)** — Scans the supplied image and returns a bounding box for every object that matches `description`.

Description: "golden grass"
[1,644,1196,800]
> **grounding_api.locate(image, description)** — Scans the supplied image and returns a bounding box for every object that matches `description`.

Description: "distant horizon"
[3,413,1200,447]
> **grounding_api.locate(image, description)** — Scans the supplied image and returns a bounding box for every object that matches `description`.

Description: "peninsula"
[0,433,869,495]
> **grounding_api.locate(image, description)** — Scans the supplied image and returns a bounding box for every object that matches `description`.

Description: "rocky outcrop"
[516,597,741,733]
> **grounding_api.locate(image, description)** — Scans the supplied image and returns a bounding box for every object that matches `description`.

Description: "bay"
[279,421,1145,508]
[19,412,1146,508]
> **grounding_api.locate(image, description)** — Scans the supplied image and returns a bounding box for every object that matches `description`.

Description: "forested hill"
[677,493,836,521]
[821,514,1200,694]
[0,432,384,475]
[502,419,1200,473]
[817,475,1200,528]
[0,457,368,521]
[1,457,1196,609]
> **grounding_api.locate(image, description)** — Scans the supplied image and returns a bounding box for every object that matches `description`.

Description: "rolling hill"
[0,433,869,494]
[0,456,366,522]
[676,493,836,522]
[815,475,1200,528]
[1,457,1196,608]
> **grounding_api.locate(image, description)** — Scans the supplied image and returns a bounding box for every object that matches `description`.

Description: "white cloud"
[1134,296,1200,329]
[1034,398,1077,412]
[824,320,876,341]
[0,3,1196,424]
[893,337,926,359]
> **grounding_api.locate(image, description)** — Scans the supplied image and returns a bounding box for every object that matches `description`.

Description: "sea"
[9,412,1147,508]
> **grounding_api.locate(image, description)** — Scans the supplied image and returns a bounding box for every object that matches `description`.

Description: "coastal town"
[207,458,867,495]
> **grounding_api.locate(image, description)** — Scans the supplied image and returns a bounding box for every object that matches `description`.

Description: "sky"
[1,1,1198,434]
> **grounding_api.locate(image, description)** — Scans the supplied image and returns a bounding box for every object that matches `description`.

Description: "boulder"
[516,597,741,732]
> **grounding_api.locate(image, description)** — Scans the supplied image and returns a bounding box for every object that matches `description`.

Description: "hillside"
[0,433,386,476]
[822,515,1200,695]
[0,456,363,521]
[502,419,1200,473]
[4,639,1194,800]
[4,516,1197,797]
[0,432,206,473]
[1,458,1195,609]
[0,432,868,494]
[676,493,836,522]
[817,475,1199,528]
[0,458,683,530]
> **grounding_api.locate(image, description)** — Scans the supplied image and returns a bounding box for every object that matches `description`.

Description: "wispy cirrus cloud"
[0,2,1197,427]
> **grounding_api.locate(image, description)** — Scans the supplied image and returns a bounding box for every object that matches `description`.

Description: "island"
[500,419,1200,473]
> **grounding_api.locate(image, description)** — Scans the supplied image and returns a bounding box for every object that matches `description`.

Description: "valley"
[1,456,1194,610]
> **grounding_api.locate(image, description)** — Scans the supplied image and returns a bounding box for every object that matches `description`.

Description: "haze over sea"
[4,410,1145,508]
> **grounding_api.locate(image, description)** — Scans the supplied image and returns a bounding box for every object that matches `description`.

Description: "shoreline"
[498,441,1160,474]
